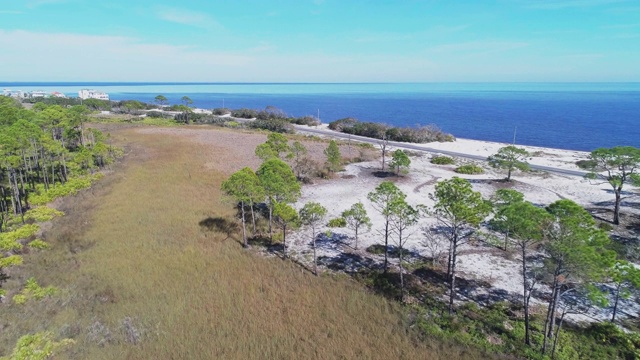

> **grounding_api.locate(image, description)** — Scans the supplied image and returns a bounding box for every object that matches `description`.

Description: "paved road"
[293,125,588,178]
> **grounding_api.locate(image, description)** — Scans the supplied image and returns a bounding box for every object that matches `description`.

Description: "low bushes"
[328,118,454,143]
[327,217,347,228]
[247,119,294,133]
[455,164,484,174]
[431,156,455,165]
[146,111,164,118]
[231,108,259,119]
[30,174,104,206]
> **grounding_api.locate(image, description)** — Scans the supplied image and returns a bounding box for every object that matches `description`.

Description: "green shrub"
[231,108,259,119]
[25,207,64,222]
[146,110,164,118]
[0,224,39,251]
[0,255,23,268]
[431,156,455,165]
[366,244,386,255]
[13,277,57,305]
[290,116,320,126]
[327,217,347,228]
[12,294,28,305]
[30,174,103,206]
[212,107,231,115]
[576,159,597,169]
[455,164,484,174]
[28,239,50,250]
[248,118,294,133]
[2,331,74,360]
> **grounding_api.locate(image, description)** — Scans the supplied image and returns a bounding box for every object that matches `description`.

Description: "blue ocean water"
[2,82,639,151]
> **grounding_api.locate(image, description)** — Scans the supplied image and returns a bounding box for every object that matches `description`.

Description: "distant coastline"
[3,82,639,151]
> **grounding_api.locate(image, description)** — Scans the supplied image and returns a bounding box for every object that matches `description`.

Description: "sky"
[0,0,639,82]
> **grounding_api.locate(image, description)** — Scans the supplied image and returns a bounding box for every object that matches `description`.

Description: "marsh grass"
[0,127,487,359]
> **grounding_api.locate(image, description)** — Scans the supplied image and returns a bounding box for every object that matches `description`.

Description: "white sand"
[284,133,639,323]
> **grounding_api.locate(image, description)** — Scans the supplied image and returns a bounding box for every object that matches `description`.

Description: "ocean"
[2,82,639,151]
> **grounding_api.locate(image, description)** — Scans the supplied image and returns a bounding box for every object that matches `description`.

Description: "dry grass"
[0,126,487,359]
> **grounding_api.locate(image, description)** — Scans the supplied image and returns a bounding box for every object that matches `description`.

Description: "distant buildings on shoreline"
[2,88,109,101]
[78,89,109,100]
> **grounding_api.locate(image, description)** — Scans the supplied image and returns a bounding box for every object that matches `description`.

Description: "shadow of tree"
[372,171,397,178]
[413,267,520,306]
[199,217,240,243]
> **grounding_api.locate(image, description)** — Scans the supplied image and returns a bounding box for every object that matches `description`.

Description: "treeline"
[0,96,119,230]
[329,117,454,143]
[27,96,455,144]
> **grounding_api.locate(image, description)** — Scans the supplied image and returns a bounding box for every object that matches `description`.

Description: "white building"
[30,90,47,98]
[3,89,28,98]
[78,89,109,101]
[51,91,67,98]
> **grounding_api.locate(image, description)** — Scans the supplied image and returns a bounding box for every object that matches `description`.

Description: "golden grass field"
[0,125,489,359]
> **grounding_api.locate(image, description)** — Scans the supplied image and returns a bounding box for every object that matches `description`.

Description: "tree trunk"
[355,226,359,250]
[61,154,68,183]
[312,228,317,276]
[507,167,512,181]
[551,311,567,359]
[250,203,256,236]
[522,244,531,346]
[283,224,287,258]
[542,272,560,354]
[384,217,389,272]
[51,157,56,187]
[241,201,247,248]
[448,233,458,314]
[611,282,622,323]
[613,189,621,225]
[399,229,405,302]
[268,200,273,240]
[18,169,29,210]
[7,172,16,217]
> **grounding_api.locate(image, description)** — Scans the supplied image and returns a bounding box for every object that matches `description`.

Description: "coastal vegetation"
[431,155,455,165]
[328,117,454,143]
[454,163,485,174]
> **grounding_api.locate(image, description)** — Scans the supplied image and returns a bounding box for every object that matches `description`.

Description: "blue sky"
[0,0,639,82]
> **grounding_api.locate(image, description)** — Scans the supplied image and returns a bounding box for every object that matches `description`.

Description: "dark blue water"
[3,82,639,151]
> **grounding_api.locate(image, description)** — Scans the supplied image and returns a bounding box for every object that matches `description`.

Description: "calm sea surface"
[2,82,639,151]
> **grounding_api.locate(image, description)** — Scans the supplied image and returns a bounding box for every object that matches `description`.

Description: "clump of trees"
[430,177,491,313]
[0,96,119,230]
[580,146,640,225]
[328,118,454,143]
[220,168,264,247]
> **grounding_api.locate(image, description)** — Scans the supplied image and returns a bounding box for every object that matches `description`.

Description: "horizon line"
[2,81,640,85]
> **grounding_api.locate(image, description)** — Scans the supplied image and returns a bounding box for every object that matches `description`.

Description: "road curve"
[293,125,588,178]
